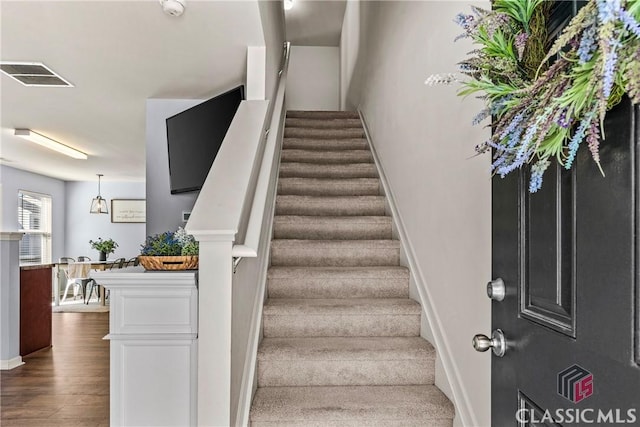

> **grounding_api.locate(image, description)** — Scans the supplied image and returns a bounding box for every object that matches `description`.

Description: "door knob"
[487,278,505,301]
[473,329,506,357]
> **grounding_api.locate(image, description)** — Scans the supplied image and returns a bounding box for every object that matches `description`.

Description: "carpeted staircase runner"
[249,110,454,426]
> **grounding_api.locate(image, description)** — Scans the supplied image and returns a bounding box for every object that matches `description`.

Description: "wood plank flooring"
[1,312,109,426]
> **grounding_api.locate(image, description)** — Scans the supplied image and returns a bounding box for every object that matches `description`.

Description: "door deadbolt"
[487,278,506,301]
[473,329,507,357]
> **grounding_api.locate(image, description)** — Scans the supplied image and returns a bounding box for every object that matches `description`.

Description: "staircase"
[249,111,454,426]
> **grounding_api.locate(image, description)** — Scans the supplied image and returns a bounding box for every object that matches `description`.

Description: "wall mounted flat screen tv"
[166,85,245,194]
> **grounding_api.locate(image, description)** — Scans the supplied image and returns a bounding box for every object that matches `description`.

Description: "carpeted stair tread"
[285,118,363,129]
[281,149,373,164]
[270,239,400,267]
[249,385,454,426]
[275,195,386,216]
[268,266,409,280]
[284,127,365,139]
[274,215,392,240]
[258,337,433,361]
[263,298,420,315]
[257,337,435,387]
[267,266,409,299]
[286,110,360,119]
[278,177,379,196]
[262,298,420,337]
[283,138,368,151]
[279,163,378,179]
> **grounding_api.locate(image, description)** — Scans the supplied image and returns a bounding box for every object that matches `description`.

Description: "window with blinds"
[18,190,52,265]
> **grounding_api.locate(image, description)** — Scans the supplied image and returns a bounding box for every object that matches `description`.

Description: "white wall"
[145,99,204,236]
[286,46,339,111]
[64,181,145,260]
[343,2,491,426]
[258,0,286,114]
[0,165,66,262]
[339,0,360,110]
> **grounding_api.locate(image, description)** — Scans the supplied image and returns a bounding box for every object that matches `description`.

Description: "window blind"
[18,191,52,265]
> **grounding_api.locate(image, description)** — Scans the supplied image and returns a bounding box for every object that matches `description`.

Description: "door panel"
[491,3,640,424]
[521,163,576,337]
[518,391,561,427]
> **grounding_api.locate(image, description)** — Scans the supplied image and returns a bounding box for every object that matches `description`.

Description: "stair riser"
[275,196,386,216]
[258,359,434,387]
[273,221,392,240]
[284,128,366,139]
[281,150,373,164]
[283,139,368,151]
[252,420,453,427]
[278,180,380,197]
[279,163,378,179]
[285,118,363,129]
[263,314,420,337]
[268,278,408,299]
[271,247,400,267]
[287,111,360,120]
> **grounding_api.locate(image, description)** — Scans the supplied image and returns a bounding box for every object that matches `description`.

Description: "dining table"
[53,260,112,306]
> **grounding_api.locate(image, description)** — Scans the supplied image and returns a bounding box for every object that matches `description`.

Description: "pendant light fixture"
[90,174,108,214]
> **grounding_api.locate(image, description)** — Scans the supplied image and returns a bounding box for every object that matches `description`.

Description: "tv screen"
[166,85,244,194]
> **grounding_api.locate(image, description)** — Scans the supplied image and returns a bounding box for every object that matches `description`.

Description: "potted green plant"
[89,237,119,261]
[138,227,199,270]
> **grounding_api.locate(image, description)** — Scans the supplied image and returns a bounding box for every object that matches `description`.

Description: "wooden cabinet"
[20,265,52,356]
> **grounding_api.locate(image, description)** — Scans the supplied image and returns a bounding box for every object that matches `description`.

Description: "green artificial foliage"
[429,0,640,192]
[140,227,198,256]
[89,237,118,254]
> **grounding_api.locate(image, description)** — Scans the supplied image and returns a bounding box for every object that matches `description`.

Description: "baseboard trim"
[1,356,24,370]
[358,109,478,427]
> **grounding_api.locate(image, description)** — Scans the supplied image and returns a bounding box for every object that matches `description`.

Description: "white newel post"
[0,232,25,370]
[93,268,198,427]
[193,236,234,427]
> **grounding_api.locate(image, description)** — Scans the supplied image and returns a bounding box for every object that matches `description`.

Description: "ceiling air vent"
[0,62,73,87]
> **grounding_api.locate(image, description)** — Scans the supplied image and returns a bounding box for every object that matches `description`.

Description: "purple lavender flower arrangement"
[426,0,640,192]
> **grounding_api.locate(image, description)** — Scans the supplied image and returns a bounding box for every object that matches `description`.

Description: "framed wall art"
[111,199,146,223]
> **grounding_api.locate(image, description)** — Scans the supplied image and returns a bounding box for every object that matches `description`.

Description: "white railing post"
[193,236,234,426]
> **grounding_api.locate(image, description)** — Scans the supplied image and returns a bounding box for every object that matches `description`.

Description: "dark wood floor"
[1,312,109,426]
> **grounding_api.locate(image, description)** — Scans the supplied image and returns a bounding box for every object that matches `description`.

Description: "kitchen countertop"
[20,264,54,271]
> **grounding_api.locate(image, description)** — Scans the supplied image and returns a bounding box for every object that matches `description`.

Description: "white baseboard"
[359,110,478,427]
[1,356,24,370]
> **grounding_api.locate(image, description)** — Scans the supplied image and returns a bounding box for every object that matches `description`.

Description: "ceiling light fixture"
[284,0,294,10]
[14,129,87,160]
[90,174,109,214]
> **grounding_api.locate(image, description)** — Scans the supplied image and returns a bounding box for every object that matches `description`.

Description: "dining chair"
[85,280,100,304]
[59,257,75,263]
[109,257,126,269]
[77,256,91,261]
[62,262,95,303]
[126,257,139,267]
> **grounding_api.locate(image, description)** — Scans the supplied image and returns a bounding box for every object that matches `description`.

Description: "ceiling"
[0,0,347,183]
